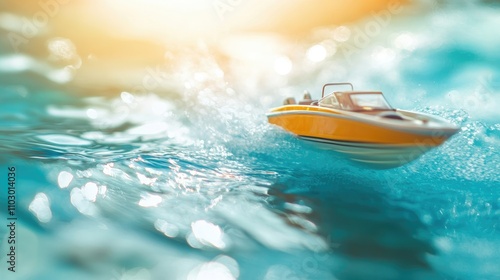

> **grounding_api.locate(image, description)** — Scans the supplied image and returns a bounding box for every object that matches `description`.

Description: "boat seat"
[283,97,297,105]
[299,90,313,105]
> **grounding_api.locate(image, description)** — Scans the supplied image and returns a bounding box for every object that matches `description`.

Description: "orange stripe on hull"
[268,113,449,146]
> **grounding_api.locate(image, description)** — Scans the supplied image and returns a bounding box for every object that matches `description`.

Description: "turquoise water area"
[0,2,499,280]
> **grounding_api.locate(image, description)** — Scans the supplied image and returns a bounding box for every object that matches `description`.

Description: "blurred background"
[0,0,499,279]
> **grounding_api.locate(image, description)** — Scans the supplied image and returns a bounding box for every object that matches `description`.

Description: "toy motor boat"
[267,83,460,168]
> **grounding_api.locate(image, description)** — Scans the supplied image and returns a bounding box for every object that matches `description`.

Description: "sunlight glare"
[188,261,235,280]
[191,220,226,249]
[58,171,74,189]
[307,44,327,62]
[138,193,163,208]
[154,219,179,238]
[274,56,292,75]
[82,182,99,202]
[29,193,52,223]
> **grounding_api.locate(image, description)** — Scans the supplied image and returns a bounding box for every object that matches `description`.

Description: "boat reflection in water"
[267,83,460,168]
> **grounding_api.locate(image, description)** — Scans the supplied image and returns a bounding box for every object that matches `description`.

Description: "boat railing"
[322,82,354,98]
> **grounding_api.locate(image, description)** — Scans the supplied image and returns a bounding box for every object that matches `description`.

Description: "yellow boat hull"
[267,105,459,168]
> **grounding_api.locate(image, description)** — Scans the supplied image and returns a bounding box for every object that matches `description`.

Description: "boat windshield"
[349,93,392,111]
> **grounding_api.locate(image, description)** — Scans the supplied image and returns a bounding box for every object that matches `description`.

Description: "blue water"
[1,1,499,280]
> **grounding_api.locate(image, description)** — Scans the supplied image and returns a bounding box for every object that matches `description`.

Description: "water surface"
[0,1,499,280]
